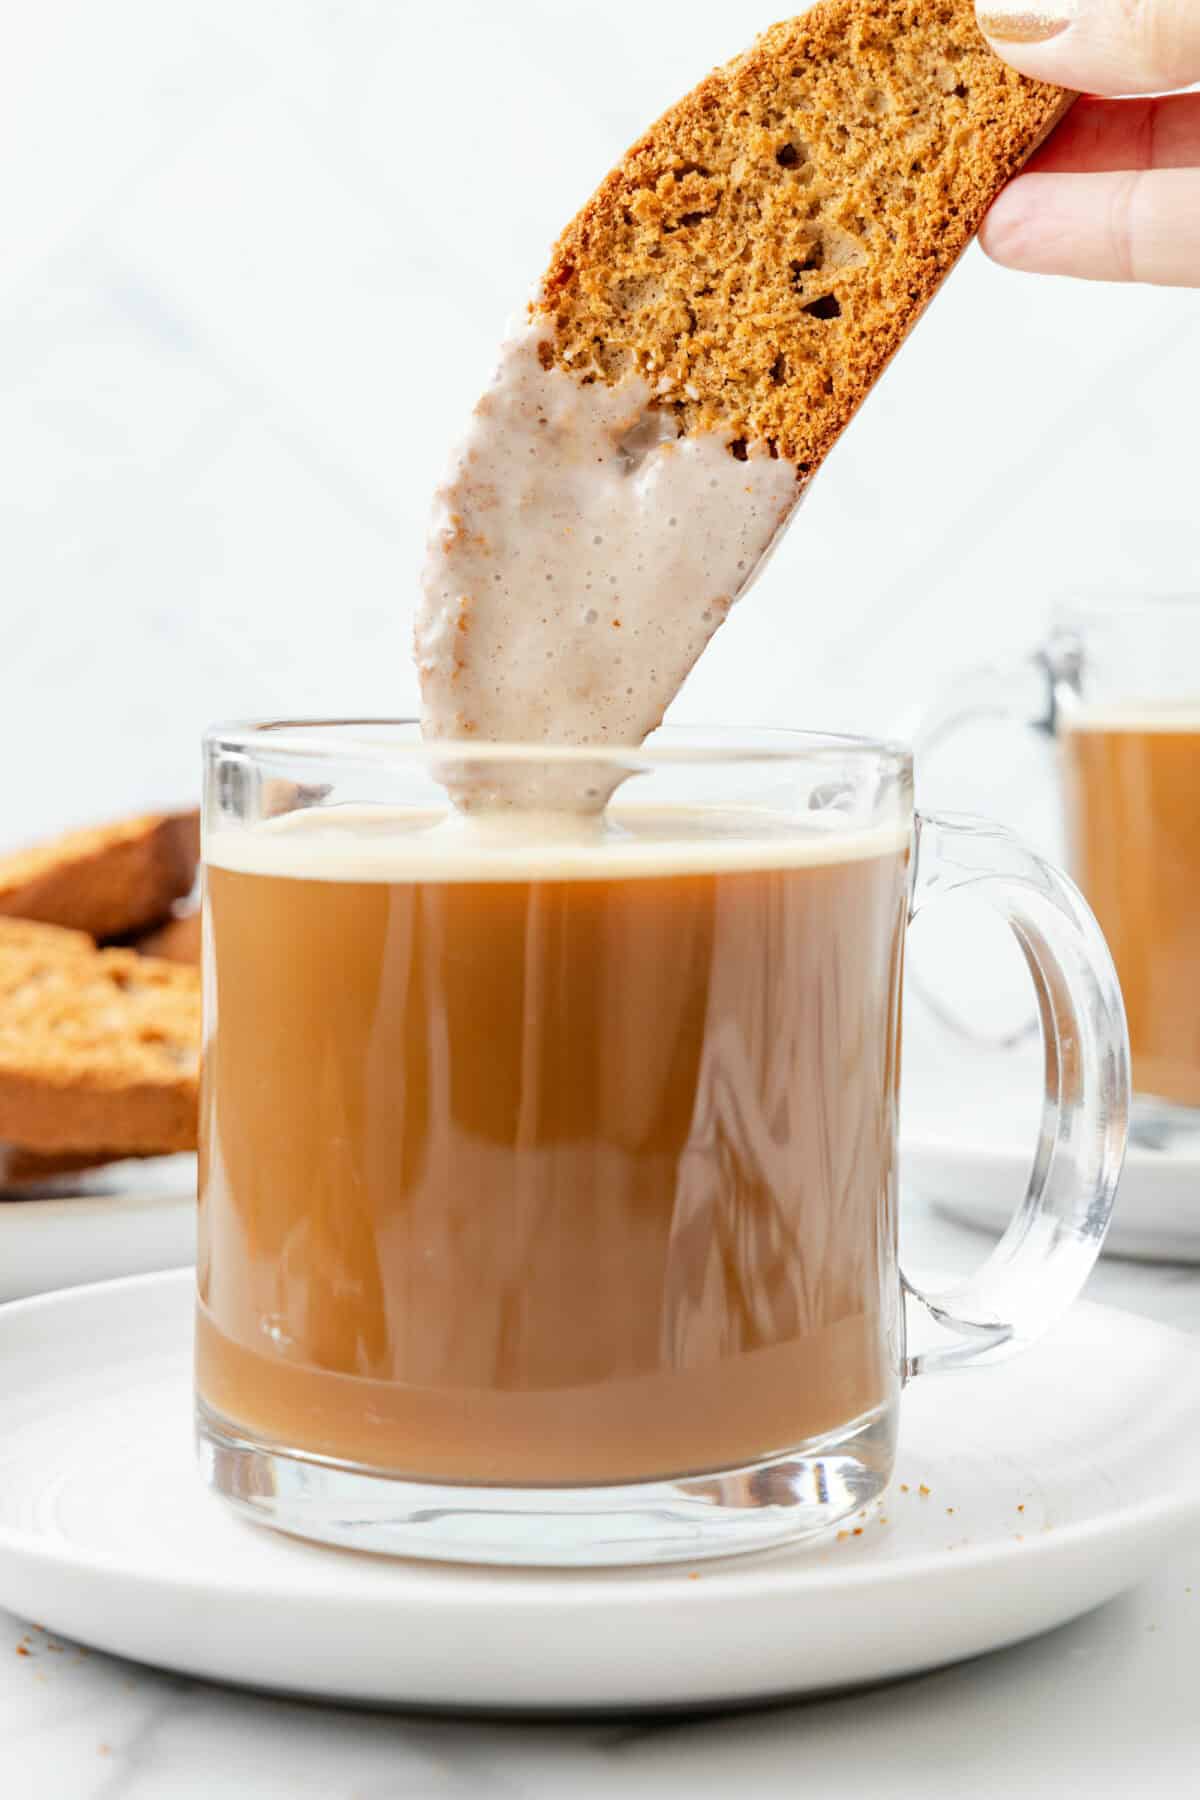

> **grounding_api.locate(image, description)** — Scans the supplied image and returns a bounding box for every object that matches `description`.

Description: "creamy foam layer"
[416,319,801,747]
[206,805,911,884]
[1062,705,1200,733]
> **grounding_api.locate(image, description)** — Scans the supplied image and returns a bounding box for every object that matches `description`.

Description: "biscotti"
[418,1,1070,753]
[136,909,201,967]
[0,918,200,1154]
[540,0,1071,471]
[0,811,200,941]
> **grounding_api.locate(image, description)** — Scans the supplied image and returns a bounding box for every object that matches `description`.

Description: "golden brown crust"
[0,918,199,1154]
[540,0,1071,470]
[0,811,200,942]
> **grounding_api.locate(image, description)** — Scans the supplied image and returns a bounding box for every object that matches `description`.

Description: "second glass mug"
[196,722,1127,1565]
[914,594,1200,1149]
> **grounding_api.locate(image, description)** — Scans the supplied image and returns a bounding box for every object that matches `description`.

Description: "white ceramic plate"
[0,1271,1196,1713]
[904,1127,1200,1266]
[901,1028,1200,1264]
[0,1161,196,1302]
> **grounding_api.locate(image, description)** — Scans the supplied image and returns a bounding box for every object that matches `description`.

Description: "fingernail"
[976,1,1077,44]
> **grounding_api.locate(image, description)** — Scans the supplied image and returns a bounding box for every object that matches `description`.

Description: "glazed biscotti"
[418,1,1070,753]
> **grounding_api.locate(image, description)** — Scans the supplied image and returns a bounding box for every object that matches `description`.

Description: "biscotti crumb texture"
[0,811,200,941]
[540,0,1070,471]
[0,918,199,1154]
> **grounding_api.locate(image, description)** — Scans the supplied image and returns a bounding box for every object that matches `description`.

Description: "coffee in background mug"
[914,595,1200,1137]
[196,723,1126,1566]
[1062,711,1200,1110]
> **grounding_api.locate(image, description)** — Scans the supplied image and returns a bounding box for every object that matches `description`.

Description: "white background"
[2,0,1197,849]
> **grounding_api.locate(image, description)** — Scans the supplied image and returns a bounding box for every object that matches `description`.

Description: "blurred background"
[3,0,1197,846]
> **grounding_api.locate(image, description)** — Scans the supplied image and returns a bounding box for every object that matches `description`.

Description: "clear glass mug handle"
[902,634,1083,1049]
[903,810,1129,1376]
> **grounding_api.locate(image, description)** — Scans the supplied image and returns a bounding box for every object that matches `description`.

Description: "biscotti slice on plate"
[0,811,200,941]
[540,0,1071,471]
[136,908,201,967]
[0,918,199,1154]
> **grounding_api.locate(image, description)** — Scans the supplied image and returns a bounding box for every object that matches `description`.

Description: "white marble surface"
[0,1192,1196,1799]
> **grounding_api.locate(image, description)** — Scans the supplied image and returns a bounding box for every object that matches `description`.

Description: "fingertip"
[974,5,1076,85]
[976,168,1200,285]
[977,180,1037,271]
[974,42,1085,98]
[975,0,1200,95]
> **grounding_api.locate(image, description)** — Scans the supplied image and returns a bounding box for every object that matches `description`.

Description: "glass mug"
[915,594,1200,1147]
[195,722,1127,1566]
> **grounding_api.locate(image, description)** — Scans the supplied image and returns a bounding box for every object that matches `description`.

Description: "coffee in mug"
[198,803,908,1487]
[196,723,1126,1564]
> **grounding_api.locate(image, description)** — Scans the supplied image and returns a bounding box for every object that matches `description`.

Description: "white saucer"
[0,1161,196,1302]
[906,1132,1200,1265]
[900,1027,1200,1263]
[0,1271,1196,1713]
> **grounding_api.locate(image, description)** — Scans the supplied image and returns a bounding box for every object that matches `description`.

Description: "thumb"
[976,0,1200,96]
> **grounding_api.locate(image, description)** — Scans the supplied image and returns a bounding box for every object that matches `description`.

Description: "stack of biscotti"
[0,813,201,1193]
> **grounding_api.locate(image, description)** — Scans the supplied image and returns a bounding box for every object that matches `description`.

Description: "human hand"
[976,0,1200,284]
